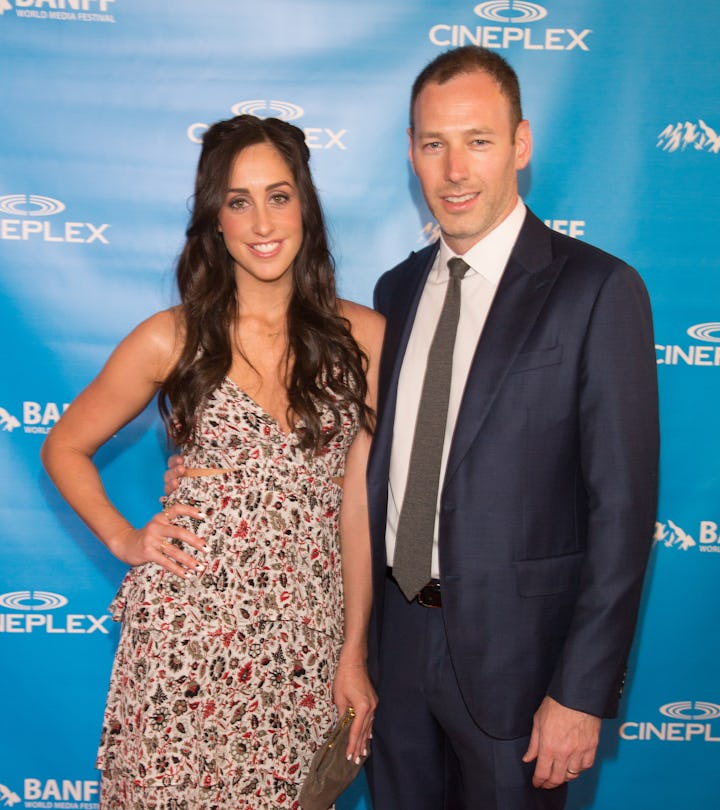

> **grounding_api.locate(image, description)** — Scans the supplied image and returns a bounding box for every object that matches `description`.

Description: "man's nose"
[445,147,469,183]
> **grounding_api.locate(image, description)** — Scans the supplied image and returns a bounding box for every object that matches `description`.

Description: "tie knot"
[447,257,470,280]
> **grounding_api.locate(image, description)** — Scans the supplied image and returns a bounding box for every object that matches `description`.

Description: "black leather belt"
[387,567,442,608]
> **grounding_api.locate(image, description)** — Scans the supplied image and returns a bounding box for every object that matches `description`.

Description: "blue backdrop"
[1,1,718,808]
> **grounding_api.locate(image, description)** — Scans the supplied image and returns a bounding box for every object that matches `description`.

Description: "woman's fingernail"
[346,754,352,762]
[354,756,361,765]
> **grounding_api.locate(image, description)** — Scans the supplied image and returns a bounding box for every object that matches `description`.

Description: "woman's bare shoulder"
[338,298,385,351]
[121,306,185,380]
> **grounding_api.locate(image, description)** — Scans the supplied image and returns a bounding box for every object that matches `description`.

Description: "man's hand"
[522,696,601,788]
[163,454,186,496]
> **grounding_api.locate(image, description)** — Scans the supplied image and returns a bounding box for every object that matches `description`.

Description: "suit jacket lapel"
[443,212,566,486]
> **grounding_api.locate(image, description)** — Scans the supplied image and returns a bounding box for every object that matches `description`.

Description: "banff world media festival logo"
[0,400,69,436]
[657,119,720,154]
[0,0,116,23]
[0,777,99,808]
[654,517,720,554]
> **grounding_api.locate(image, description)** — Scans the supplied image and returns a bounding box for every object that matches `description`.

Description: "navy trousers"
[366,575,568,810]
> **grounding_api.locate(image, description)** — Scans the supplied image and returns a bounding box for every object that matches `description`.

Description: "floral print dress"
[97,378,359,809]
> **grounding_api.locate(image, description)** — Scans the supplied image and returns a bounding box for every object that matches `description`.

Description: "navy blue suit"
[365,210,659,807]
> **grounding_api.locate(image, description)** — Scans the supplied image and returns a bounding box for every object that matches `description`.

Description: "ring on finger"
[162,538,171,547]
[566,768,580,775]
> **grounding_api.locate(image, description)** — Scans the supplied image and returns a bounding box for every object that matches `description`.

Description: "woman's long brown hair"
[159,115,373,453]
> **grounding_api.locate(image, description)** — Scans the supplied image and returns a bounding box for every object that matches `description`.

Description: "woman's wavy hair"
[159,114,373,452]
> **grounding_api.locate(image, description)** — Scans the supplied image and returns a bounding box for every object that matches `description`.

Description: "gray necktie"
[392,256,470,600]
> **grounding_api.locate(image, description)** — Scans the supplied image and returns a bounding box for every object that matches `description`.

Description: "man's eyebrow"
[415,127,495,138]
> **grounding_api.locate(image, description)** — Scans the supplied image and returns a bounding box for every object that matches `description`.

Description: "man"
[364,46,659,809]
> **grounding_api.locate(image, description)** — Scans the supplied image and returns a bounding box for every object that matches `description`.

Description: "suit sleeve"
[373,269,393,316]
[547,262,659,718]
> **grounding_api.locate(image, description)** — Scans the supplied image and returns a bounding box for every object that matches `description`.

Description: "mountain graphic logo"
[0,783,21,807]
[0,407,20,432]
[657,120,720,154]
[654,520,695,551]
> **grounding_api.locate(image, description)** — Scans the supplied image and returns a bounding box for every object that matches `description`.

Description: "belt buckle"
[416,581,441,608]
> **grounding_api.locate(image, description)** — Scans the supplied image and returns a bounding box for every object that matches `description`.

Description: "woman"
[42,114,382,809]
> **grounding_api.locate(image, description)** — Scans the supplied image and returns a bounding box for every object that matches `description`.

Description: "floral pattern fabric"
[97,378,359,809]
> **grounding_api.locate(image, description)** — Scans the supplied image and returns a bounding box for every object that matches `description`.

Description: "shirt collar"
[431,197,527,286]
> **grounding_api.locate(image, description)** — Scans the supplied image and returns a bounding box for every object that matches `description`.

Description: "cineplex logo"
[656,322,720,366]
[657,120,720,154]
[654,519,720,553]
[0,195,109,244]
[0,591,110,634]
[620,701,720,742]
[0,778,98,809]
[187,100,347,151]
[429,1,591,51]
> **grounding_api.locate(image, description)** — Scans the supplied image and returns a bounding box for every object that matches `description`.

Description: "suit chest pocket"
[509,344,563,374]
[516,551,583,597]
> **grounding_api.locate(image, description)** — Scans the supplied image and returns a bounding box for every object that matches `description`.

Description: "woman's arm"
[333,300,385,761]
[41,309,206,576]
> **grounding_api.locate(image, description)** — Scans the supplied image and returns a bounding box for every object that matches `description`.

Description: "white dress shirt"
[386,198,527,578]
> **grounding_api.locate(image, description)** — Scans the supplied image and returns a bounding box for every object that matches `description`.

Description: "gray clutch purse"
[299,707,369,810]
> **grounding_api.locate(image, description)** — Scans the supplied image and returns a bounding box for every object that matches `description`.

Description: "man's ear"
[514,119,532,170]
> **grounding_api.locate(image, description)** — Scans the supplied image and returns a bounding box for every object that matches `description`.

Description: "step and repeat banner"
[1,1,718,808]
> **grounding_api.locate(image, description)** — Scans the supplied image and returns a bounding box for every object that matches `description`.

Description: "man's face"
[409,70,531,255]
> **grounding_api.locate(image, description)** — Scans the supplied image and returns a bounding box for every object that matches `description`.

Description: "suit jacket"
[366,209,659,739]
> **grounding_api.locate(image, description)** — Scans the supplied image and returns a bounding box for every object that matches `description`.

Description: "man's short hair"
[410,46,523,133]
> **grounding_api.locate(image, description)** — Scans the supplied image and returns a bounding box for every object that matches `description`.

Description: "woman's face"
[217,141,303,289]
